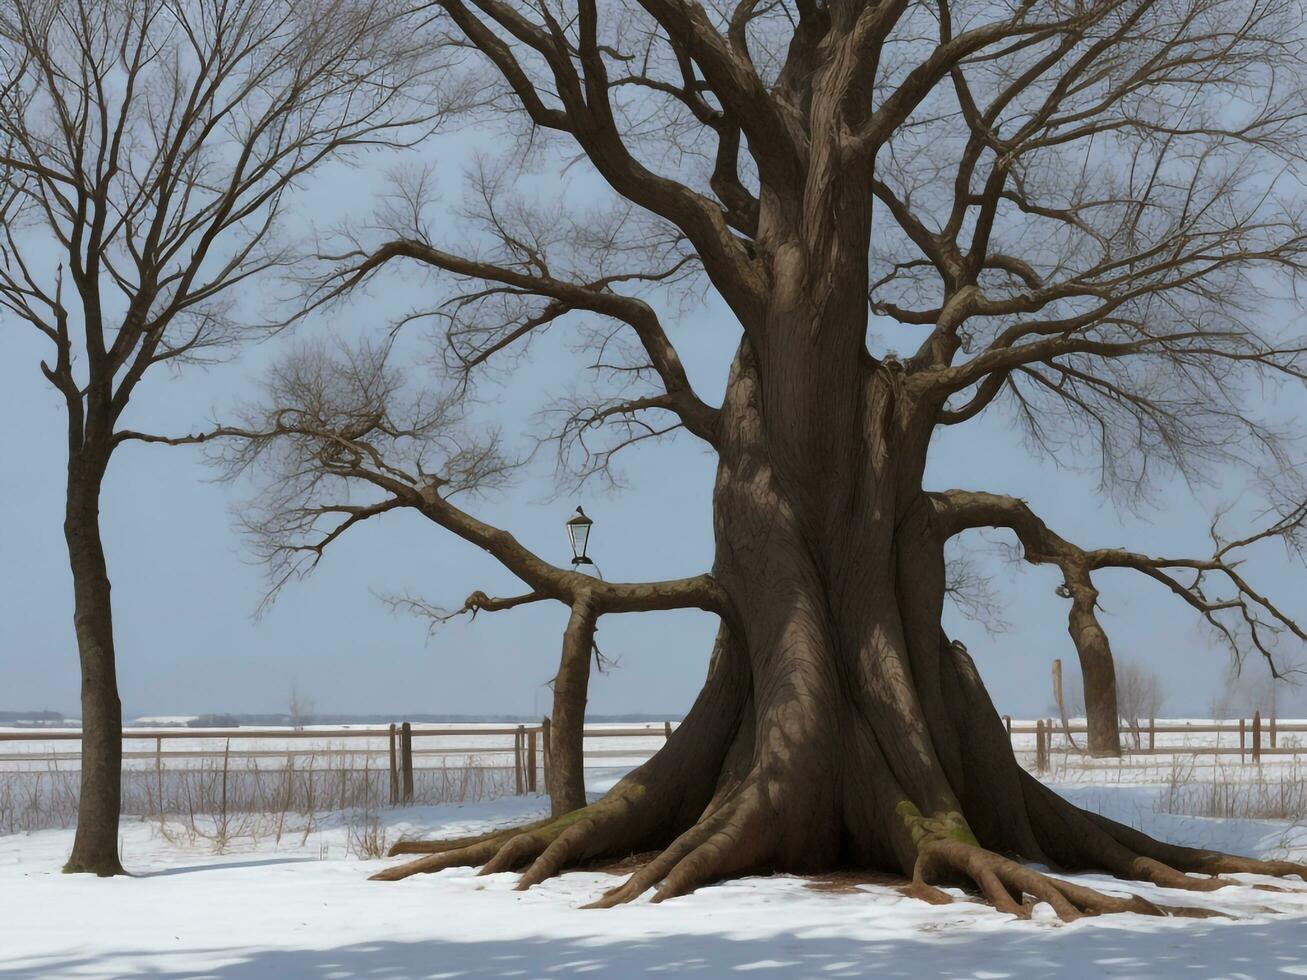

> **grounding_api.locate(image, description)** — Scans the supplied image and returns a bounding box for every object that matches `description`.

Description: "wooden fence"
[0,722,677,805]
[1003,712,1302,772]
[2,715,1299,793]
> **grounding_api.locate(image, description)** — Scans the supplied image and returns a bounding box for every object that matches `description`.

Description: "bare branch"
[934,489,1307,675]
[381,588,548,637]
[205,338,731,619]
[308,236,721,444]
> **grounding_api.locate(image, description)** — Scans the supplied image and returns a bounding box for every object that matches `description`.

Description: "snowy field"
[6,732,1307,978]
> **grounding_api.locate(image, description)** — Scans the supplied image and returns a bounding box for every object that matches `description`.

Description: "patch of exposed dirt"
[803,870,913,893]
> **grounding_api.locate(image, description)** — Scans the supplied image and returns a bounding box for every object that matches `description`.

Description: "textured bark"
[61,459,125,876]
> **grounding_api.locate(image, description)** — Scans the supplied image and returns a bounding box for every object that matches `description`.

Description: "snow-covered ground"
[5,767,1307,979]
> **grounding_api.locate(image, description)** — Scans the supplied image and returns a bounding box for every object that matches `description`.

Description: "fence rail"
[2,716,1300,795]
[1006,712,1294,771]
[0,721,679,804]
[0,725,677,741]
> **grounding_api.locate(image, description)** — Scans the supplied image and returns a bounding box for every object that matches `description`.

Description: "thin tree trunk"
[549,595,598,817]
[62,462,125,876]
[1064,570,1122,758]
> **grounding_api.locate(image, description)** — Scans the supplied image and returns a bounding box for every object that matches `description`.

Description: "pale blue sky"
[2,125,1304,721]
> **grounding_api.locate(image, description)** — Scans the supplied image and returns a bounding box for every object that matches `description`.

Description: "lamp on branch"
[566,507,594,566]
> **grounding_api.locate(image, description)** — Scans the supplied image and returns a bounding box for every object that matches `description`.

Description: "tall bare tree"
[217,0,1307,916]
[0,0,452,874]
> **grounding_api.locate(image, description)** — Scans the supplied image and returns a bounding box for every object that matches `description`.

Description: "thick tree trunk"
[61,462,125,876]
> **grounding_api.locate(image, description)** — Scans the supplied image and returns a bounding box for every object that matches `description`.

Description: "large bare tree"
[0,0,453,874]
[220,0,1307,916]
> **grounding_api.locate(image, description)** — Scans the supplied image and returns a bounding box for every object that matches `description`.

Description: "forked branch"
[934,490,1307,674]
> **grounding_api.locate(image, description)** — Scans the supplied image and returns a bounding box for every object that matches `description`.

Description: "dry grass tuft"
[0,751,518,858]
[1157,758,1307,821]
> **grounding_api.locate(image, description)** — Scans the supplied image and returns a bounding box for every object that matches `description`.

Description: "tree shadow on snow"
[2,918,1306,980]
[136,857,321,878]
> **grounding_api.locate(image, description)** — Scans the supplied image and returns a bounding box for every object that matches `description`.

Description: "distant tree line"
[0,710,65,723]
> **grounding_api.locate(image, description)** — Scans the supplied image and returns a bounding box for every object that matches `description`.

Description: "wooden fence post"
[541,717,552,796]
[221,738,231,834]
[155,736,164,830]
[1271,713,1278,749]
[1239,718,1246,764]
[1003,715,1012,741]
[1148,717,1155,752]
[514,725,526,795]
[401,721,414,804]
[664,721,673,739]
[1253,711,1262,765]
[527,727,538,793]
[1035,719,1047,773]
[388,723,398,806]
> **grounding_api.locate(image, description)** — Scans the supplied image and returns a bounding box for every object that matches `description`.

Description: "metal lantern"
[565,506,594,565]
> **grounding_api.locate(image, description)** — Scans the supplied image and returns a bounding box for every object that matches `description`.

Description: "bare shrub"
[1,752,517,845]
[1158,758,1307,821]
[1116,660,1165,748]
[0,766,80,835]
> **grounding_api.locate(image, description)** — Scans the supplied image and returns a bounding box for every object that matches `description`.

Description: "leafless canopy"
[0,0,458,462]
[206,0,1307,672]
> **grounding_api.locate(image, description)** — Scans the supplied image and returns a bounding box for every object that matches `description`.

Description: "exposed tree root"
[370,816,574,881]
[370,793,1305,923]
[370,834,504,881]
[1081,806,1307,880]
[1021,774,1307,894]
[370,790,661,883]
[368,767,778,899]
[371,805,1275,923]
[368,747,1307,914]
[908,839,1211,921]
[584,781,779,907]
[372,622,753,884]
[387,819,552,857]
